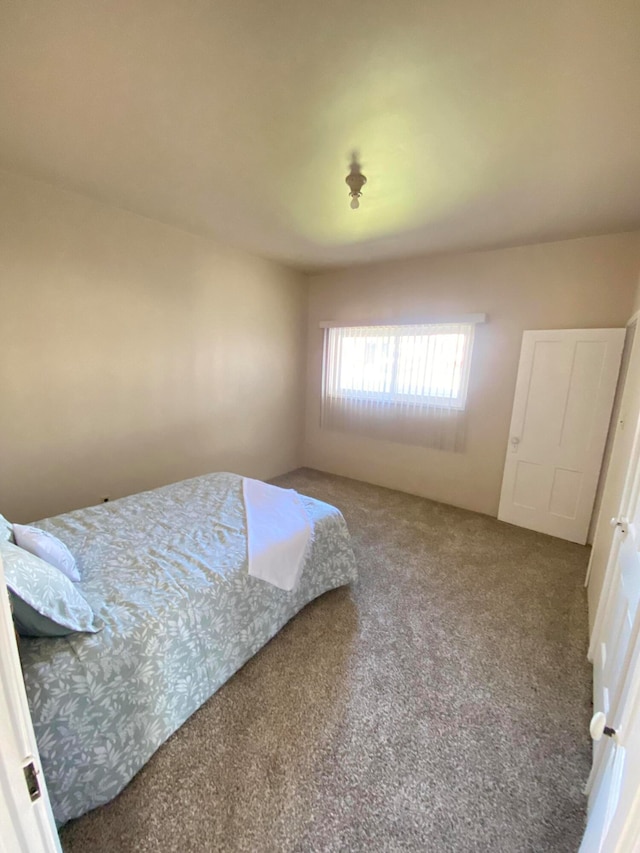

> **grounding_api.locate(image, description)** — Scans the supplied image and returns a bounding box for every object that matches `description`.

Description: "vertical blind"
[321,321,476,452]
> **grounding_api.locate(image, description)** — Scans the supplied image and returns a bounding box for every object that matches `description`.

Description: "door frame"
[585,309,640,591]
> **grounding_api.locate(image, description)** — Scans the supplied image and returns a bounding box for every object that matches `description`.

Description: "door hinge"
[23,760,41,802]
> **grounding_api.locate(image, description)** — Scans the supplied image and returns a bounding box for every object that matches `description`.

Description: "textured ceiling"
[1,0,639,268]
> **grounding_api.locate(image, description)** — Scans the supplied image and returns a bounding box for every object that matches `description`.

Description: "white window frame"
[321,315,485,412]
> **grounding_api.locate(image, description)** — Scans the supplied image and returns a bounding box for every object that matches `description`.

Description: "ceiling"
[1,0,639,269]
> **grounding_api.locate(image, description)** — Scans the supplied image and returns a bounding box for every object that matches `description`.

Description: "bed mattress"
[16,473,358,825]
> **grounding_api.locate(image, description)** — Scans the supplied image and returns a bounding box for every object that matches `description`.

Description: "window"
[326,322,475,409]
[320,319,480,452]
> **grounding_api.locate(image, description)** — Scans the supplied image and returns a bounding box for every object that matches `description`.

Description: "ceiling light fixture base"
[345,155,367,210]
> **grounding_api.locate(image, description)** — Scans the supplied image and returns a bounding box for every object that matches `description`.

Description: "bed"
[15,472,358,826]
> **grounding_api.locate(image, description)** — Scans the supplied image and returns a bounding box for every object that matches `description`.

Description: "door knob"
[609,517,629,532]
[590,711,616,741]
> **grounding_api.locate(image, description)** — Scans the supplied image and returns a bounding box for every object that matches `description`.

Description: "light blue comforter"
[17,473,357,826]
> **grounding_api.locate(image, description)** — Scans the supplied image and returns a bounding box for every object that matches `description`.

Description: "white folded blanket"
[242,477,313,592]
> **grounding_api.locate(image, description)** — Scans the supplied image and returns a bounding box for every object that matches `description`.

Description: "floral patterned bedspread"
[17,473,357,826]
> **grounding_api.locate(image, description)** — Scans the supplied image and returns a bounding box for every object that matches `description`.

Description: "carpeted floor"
[59,468,592,853]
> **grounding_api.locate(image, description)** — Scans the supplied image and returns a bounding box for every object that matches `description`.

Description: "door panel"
[520,340,569,448]
[499,329,625,544]
[549,468,582,518]
[512,461,546,509]
[562,342,608,455]
[598,534,640,717]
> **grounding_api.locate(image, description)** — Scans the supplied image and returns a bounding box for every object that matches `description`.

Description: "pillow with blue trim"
[1,540,98,637]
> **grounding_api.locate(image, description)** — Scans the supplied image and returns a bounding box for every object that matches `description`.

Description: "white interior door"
[582,617,640,853]
[585,410,640,847]
[498,329,625,544]
[0,555,60,853]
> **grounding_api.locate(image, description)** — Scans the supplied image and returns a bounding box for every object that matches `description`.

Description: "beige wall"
[3,167,639,528]
[0,171,307,522]
[304,233,640,517]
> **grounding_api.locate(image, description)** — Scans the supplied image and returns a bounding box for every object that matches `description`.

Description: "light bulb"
[350,195,360,209]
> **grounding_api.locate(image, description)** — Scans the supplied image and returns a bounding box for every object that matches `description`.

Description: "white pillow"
[12,523,80,582]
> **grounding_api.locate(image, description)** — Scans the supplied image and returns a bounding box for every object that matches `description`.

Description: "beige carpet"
[60,468,592,852]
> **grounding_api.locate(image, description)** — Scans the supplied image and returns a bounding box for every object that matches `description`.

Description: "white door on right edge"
[498,329,625,544]
[584,407,640,852]
[581,610,640,853]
